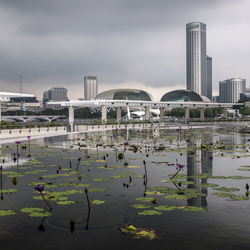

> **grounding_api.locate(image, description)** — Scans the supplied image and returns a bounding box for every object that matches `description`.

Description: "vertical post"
[68,106,74,132]
[116,107,121,123]
[145,106,150,120]
[102,105,107,124]
[200,108,205,121]
[160,107,165,122]
[185,107,190,124]
[223,107,228,119]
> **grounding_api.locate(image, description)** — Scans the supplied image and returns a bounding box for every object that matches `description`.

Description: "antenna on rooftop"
[19,75,23,93]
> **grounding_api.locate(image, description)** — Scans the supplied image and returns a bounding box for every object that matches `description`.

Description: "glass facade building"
[206,56,212,101]
[84,76,98,100]
[219,78,246,103]
[96,89,153,101]
[186,22,212,99]
[160,89,210,102]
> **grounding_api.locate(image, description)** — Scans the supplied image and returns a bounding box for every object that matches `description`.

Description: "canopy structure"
[0,92,35,122]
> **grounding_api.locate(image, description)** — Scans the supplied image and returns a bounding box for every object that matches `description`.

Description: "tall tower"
[206,56,212,100]
[186,22,207,97]
[84,76,98,100]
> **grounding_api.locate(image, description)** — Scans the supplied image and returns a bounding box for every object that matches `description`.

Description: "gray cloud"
[0,0,247,99]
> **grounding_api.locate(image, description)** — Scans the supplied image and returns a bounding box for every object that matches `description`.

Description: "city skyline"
[0,0,249,100]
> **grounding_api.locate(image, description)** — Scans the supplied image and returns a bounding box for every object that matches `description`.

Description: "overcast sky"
[0,0,249,100]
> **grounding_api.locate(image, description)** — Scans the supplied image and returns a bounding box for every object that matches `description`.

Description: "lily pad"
[120,225,156,240]
[0,210,16,216]
[0,189,18,194]
[182,206,206,212]
[214,187,240,192]
[136,197,157,203]
[131,204,151,209]
[56,200,76,205]
[138,210,162,216]
[21,207,44,213]
[154,205,177,211]
[91,200,105,205]
[88,187,109,192]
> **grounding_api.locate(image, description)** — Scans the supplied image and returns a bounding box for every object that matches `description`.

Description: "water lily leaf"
[1,189,18,194]
[21,207,44,213]
[164,194,189,200]
[0,210,16,216]
[91,200,105,205]
[135,230,156,240]
[136,197,157,203]
[96,167,114,170]
[56,200,76,205]
[214,187,240,192]
[230,195,250,201]
[138,210,162,216]
[213,192,233,198]
[88,187,109,192]
[182,206,206,212]
[144,191,164,195]
[154,205,177,211]
[209,176,228,179]
[131,204,151,209]
[228,176,250,180]
[120,225,156,240]
[28,212,52,217]
[91,178,110,182]
[148,186,178,193]
[132,174,144,178]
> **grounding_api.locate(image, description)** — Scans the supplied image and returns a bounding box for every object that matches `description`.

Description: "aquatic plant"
[120,225,156,240]
[34,185,52,210]
[0,210,16,216]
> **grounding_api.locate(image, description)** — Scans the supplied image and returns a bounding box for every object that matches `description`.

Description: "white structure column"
[160,107,165,122]
[223,107,228,119]
[102,105,107,124]
[185,107,190,123]
[145,106,150,120]
[200,108,205,121]
[68,106,74,132]
[116,107,121,123]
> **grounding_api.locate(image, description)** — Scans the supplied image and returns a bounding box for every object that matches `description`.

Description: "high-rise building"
[219,78,246,103]
[84,76,98,100]
[186,22,208,97]
[206,56,212,100]
[43,87,69,109]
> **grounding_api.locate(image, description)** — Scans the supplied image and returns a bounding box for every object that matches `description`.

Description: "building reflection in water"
[186,134,213,208]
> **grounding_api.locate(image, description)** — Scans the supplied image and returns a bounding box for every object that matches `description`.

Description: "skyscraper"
[84,76,98,100]
[206,56,212,100]
[219,78,246,103]
[186,22,207,97]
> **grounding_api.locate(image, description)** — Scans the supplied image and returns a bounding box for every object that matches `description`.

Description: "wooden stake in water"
[84,188,91,230]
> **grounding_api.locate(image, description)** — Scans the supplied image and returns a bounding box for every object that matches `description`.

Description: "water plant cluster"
[0,126,250,247]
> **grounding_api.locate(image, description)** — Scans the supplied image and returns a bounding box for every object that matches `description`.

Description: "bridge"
[2,115,66,123]
[48,99,244,131]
